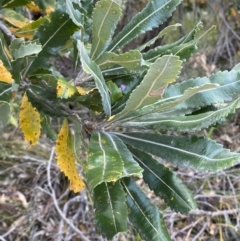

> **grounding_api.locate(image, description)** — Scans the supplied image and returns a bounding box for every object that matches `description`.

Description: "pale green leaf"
[117,83,219,123]
[95,50,143,71]
[138,23,182,51]
[66,0,83,27]
[9,38,25,57]
[122,97,240,132]
[116,132,240,172]
[0,101,10,125]
[94,181,128,239]
[113,55,182,120]
[77,40,111,116]
[105,133,143,178]
[107,0,182,52]
[91,0,122,60]
[86,131,124,190]
[13,42,42,59]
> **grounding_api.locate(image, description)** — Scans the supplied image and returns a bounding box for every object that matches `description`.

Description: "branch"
[0,20,16,41]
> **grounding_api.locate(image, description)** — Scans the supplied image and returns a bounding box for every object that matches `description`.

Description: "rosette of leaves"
[1,0,240,240]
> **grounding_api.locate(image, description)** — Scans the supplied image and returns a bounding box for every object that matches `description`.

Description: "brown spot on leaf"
[149,85,167,97]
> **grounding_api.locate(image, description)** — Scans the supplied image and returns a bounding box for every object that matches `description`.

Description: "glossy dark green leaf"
[129,146,197,213]
[94,181,128,239]
[77,40,111,116]
[40,114,57,141]
[90,0,122,60]
[116,132,240,172]
[26,87,69,117]
[122,178,171,241]
[0,82,12,102]
[86,131,124,191]
[27,6,78,74]
[107,0,182,52]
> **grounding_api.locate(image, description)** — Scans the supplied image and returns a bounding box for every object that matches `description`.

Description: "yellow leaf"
[19,93,41,146]
[45,6,54,14]
[0,60,13,84]
[76,86,86,95]
[15,17,46,40]
[55,119,85,193]
[25,2,41,12]
[57,79,76,99]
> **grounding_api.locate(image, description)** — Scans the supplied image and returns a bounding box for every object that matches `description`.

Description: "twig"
[0,20,16,41]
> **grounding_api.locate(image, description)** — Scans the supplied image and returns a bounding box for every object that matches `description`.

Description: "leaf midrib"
[109,0,172,52]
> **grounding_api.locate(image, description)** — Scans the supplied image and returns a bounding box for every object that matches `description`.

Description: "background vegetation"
[1,0,240,240]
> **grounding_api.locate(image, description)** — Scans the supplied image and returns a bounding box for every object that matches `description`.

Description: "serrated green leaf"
[77,40,111,116]
[86,131,124,191]
[116,83,219,123]
[122,97,240,132]
[94,181,128,239]
[116,132,240,172]
[122,178,171,241]
[9,38,25,57]
[128,146,197,213]
[113,55,182,120]
[160,67,240,112]
[0,101,10,125]
[90,0,122,60]
[95,50,143,71]
[107,0,182,52]
[143,22,203,62]
[66,0,83,27]
[13,42,42,60]
[105,133,143,178]
[27,6,78,74]
[138,23,182,51]
[0,38,11,70]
